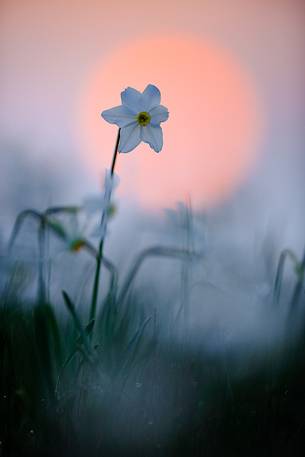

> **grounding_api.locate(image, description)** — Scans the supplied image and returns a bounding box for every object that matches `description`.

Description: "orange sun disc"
[78,35,263,210]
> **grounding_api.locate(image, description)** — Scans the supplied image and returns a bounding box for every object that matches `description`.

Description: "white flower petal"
[141,125,163,152]
[149,105,169,125]
[101,105,136,127]
[121,87,142,113]
[119,123,141,153]
[141,84,161,111]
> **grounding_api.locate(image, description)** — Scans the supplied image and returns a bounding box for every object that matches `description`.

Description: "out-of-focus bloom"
[101,84,169,153]
[83,170,119,238]
[47,214,87,253]
[83,171,119,216]
[69,238,86,252]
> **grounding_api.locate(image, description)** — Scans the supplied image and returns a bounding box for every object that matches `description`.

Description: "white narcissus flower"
[101,84,169,153]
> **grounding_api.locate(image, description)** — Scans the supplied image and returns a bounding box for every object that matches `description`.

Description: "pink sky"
[0,0,304,208]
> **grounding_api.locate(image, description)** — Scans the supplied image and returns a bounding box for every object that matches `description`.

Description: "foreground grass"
[2,204,305,456]
[2,287,305,456]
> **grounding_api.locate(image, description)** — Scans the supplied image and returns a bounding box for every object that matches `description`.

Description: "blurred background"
[0,0,304,242]
[1,0,305,340]
[1,2,305,455]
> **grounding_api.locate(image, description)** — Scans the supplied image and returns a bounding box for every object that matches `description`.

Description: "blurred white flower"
[101,84,169,153]
[83,171,119,216]
[83,170,119,239]
[47,213,87,253]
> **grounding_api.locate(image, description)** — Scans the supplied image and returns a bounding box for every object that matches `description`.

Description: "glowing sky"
[0,0,304,209]
[81,35,261,208]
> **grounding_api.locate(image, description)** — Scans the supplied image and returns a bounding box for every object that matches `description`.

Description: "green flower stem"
[89,128,120,326]
[110,128,120,176]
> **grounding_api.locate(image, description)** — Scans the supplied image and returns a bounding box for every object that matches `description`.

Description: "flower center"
[137,111,151,126]
[69,239,86,252]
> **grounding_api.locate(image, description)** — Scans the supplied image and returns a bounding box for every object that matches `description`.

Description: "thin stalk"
[8,209,43,252]
[89,129,120,325]
[273,249,299,306]
[289,248,305,317]
[110,128,120,176]
[38,217,46,303]
[45,205,80,216]
[117,245,199,306]
[7,208,47,303]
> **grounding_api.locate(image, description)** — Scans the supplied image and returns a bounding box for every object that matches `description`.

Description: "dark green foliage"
[2,290,305,456]
[3,204,305,456]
